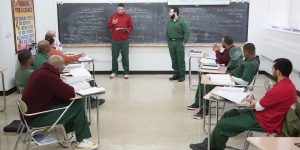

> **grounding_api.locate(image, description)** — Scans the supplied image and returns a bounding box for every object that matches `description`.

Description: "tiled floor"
[0,74,276,150]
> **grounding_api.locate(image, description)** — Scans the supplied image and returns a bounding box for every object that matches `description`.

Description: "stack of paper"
[69,81,91,91]
[69,67,91,79]
[200,58,216,64]
[190,50,202,53]
[78,56,93,62]
[208,74,235,85]
[76,87,106,96]
[213,87,250,104]
[64,64,84,70]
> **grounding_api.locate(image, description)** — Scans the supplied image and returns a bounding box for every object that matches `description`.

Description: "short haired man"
[15,50,34,88]
[190,58,296,150]
[33,40,51,69]
[167,7,190,82]
[23,55,98,149]
[45,35,85,64]
[107,3,133,79]
[46,30,62,51]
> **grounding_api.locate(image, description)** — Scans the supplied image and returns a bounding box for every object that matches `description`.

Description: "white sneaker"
[110,73,117,79]
[59,133,77,148]
[124,74,130,79]
[75,139,98,150]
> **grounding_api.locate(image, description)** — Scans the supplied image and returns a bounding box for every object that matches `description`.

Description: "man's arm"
[181,20,190,43]
[107,15,115,29]
[48,76,75,100]
[231,76,249,85]
[127,15,133,32]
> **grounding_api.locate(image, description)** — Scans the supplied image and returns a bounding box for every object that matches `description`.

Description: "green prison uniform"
[15,67,33,87]
[166,16,190,77]
[193,56,259,112]
[111,40,129,74]
[227,47,243,71]
[30,99,91,142]
[231,56,260,83]
[33,53,49,69]
[202,109,264,150]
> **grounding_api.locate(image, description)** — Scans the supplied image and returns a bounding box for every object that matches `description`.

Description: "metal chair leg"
[14,126,25,150]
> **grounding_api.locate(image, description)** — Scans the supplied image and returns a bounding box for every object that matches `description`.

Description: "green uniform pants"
[30,99,91,142]
[112,40,129,74]
[194,84,215,113]
[202,109,264,150]
[168,41,186,77]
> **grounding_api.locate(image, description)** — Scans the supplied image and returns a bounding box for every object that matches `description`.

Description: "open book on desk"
[76,87,106,96]
[201,64,219,70]
[78,56,93,62]
[213,87,250,104]
[208,74,235,85]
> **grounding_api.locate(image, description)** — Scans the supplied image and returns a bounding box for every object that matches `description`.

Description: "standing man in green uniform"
[107,3,133,80]
[167,7,190,82]
[33,40,50,69]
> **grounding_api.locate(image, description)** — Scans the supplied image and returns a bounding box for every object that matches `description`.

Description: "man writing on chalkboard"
[107,3,133,79]
[167,7,190,82]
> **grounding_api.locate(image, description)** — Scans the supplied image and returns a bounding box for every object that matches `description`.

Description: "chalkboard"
[57,2,249,44]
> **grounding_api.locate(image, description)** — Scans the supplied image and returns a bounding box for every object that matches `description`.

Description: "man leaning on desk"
[22,55,98,150]
[190,58,297,150]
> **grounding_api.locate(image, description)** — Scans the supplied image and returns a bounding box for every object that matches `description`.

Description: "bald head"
[38,40,50,54]
[48,55,64,67]
[46,30,56,37]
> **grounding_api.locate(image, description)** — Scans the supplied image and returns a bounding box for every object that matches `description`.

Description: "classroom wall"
[0,0,19,91]
[248,0,300,90]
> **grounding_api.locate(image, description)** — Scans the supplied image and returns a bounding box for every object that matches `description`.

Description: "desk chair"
[14,98,74,150]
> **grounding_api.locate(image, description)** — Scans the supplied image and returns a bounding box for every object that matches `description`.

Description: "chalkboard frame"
[57,2,249,45]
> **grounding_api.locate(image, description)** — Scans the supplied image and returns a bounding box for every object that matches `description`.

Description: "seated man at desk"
[187,37,244,119]
[15,50,34,89]
[45,35,105,107]
[213,36,243,71]
[22,55,98,149]
[45,35,85,64]
[33,40,51,69]
[189,58,297,150]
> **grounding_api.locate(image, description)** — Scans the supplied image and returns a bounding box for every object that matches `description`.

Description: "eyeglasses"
[55,64,65,68]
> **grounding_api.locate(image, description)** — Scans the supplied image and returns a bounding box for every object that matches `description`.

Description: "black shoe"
[178,76,185,82]
[187,103,199,110]
[193,109,208,120]
[169,76,179,80]
[189,143,207,150]
[90,98,105,108]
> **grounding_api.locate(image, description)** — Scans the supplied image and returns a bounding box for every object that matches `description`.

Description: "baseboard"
[0,87,17,96]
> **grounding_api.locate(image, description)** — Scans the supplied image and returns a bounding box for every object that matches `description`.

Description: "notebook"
[76,87,106,96]
[208,74,235,85]
[78,56,93,62]
[213,87,250,104]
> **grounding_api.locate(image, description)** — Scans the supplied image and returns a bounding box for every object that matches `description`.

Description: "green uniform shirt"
[227,47,243,71]
[166,16,190,43]
[231,56,260,83]
[34,53,49,69]
[15,67,33,87]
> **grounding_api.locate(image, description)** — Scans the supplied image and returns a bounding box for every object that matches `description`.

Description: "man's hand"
[213,44,220,52]
[246,97,256,109]
[112,18,118,25]
[79,53,86,57]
